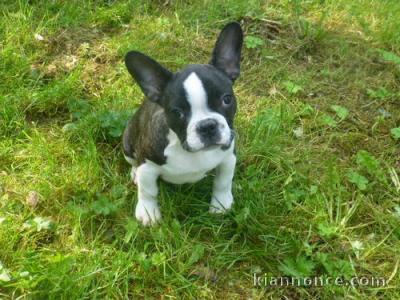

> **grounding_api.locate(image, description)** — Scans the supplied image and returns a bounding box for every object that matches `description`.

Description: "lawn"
[1,0,400,298]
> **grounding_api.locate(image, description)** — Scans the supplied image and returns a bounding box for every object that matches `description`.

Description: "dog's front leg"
[135,162,161,226]
[210,154,236,213]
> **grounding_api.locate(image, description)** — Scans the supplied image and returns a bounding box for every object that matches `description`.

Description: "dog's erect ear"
[125,51,172,103]
[210,22,243,82]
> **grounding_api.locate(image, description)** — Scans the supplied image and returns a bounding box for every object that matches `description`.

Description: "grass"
[1,0,400,298]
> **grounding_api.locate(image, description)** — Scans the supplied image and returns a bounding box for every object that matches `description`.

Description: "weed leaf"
[356,150,379,175]
[380,49,400,65]
[391,127,400,140]
[347,171,369,190]
[320,114,337,127]
[367,87,392,100]
[279,256,315,278]
[91,195,119,215]
[317,223,338,239]
[124,219,139,243]
[245,35,264,49]
[283,81,303,94]
[188,245,205,266]
[331,105,349,120]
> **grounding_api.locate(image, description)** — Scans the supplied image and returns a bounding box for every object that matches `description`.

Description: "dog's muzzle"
[183,127,235,152]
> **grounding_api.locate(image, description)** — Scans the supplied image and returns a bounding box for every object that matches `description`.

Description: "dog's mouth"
[182,130,235,153]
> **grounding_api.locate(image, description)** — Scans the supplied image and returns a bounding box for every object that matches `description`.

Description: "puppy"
[123,22,243,225]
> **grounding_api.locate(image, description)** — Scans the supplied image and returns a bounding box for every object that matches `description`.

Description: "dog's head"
[125,22,243,152]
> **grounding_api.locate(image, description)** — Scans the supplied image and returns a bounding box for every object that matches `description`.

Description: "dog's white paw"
[135,199,161,226]
[209,192,233,214]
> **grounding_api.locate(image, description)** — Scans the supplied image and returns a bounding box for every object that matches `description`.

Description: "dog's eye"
[171,108,185,120]
[222,94,233,106]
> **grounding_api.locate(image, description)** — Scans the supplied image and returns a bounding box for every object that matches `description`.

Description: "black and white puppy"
[123,22,243,226]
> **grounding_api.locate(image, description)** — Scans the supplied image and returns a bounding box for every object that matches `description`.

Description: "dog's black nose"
[197,118,218,136]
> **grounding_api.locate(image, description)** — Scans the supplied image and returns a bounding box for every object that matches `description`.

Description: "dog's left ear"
[210,22,243,82]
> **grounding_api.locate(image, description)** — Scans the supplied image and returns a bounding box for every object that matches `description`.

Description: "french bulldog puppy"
[123,22,243,225]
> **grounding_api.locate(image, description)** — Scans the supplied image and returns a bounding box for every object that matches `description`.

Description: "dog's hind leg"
[124,154,138,185]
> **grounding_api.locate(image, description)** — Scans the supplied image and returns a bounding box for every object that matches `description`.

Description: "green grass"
[1,0,400,298]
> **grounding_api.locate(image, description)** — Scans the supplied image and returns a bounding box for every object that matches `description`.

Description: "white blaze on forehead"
[183,72,208,113]
[183,72,208,150]
[182,72,231,151]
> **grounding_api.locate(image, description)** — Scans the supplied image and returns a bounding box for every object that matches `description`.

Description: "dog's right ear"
[125,51,172,103]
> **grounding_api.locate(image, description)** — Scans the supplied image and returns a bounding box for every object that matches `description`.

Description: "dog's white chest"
[159,131,234,184]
